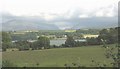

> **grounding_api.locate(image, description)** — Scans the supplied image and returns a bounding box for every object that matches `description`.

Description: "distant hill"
[2,13,59,31]
[68,17,118,29]
[2,21,59,31]
[1,13,118,31]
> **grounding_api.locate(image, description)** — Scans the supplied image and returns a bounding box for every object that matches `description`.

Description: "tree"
[2,32,12,42]
[15,41,30,51]
[86,37,99,45]
[98,28,118,44]
[2,32,12,51]
[104,44,119,67]
[65,35,76,47]
[33,36,50,49]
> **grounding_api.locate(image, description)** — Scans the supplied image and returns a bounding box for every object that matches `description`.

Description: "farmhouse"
[83,34,99,38]
[65,29,76,32]
[75,39,87,42]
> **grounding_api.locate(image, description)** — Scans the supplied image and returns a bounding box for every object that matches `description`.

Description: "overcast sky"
[1,0,119,16]
[1,0,119,30]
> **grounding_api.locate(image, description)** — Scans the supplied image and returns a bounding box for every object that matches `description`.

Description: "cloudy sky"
[1,0,119,30]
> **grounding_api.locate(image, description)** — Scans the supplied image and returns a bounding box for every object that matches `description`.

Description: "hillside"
[2,44,117,67]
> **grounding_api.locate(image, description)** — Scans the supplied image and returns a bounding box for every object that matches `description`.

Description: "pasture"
[2,44,117,67]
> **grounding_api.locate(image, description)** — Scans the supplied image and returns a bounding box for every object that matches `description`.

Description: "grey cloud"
[1,10,118,31]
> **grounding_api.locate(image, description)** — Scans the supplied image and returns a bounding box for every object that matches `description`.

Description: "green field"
[2,44,117,67]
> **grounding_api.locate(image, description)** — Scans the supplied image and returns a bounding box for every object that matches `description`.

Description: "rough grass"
[2,44,117,67]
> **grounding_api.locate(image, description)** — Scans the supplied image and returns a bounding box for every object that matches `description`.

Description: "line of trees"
[2,32,50,51]
[64,35,86,47]
[86,27,119,45]
[15,36,50,51]
[2,27,119,51]
[64,27,118,47]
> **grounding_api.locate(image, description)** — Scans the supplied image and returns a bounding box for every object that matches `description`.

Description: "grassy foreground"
[2,44,117,67]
